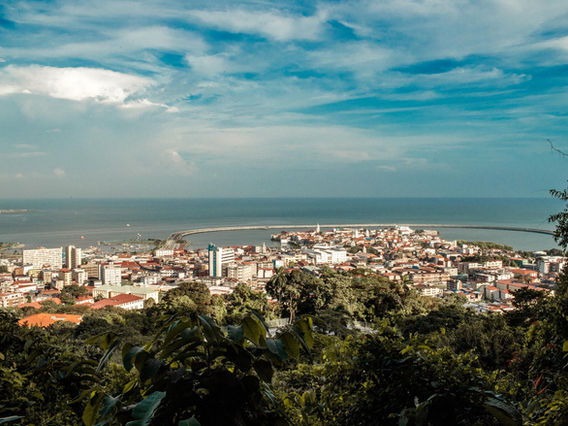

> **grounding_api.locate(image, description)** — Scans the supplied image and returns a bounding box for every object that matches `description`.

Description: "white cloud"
[188,9,327,41]
[0,65,174,109]
[53,168,66,177]
[2,151,46,158]
[12,143,37,149]
[418,66,529,87]
[309,42,396,76]
[161,124,464,170]
[0,65,149,103]
[161,149,196,176]
[121,98,178,112]
[185,54,228,76]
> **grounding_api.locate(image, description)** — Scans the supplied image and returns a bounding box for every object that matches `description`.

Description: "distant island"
[0,209,29,214]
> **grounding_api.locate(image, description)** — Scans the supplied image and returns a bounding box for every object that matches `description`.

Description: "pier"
[162,223,555,249]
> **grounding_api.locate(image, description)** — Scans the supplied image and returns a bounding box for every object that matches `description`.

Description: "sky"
[1,0,568,198]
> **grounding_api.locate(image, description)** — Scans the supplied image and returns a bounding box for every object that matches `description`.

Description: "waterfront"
[0,198,562,251]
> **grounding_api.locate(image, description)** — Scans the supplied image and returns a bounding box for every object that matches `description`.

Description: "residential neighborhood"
[0,226,564,326]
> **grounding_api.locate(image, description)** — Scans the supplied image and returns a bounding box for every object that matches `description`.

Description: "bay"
[0,198,563,251]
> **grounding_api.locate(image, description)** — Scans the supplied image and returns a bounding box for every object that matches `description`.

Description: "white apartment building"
[208,244,235,277]
[65,245,82,269]
[484,260,503,269]
[312,246,348,264]
[140,274,160,286]
[155,249,174,257]
[102,266,122,286]
[0,292,25,307]
[58,269,73,287]
[23,248,63,269]
[226,263,256,282]
[72,268,88,285]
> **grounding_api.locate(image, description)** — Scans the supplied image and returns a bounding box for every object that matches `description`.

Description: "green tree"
[275,323,520,425]
[224,283,272,323]
[266,268,302,322]
[60,284,88,305]
[549,182,568,251]
[160,281,212,316]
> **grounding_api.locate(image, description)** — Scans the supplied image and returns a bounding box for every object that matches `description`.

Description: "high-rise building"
[65,245,82,269]
[102,266,122,286]
[23,248,63,269]
[208,244,235,277]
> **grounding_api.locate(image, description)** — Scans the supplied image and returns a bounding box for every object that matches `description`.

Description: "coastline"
[0,198,561,251]
[0,209,29,214]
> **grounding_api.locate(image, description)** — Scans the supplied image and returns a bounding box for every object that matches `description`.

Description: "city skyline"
[1,0,568,198]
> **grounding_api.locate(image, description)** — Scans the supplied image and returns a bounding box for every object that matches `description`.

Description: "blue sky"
[1,0,567,198]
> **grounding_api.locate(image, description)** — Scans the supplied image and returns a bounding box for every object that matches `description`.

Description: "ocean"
[0,198,563,251]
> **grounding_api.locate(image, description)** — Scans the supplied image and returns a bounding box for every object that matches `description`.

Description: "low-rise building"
[90,293,144,310]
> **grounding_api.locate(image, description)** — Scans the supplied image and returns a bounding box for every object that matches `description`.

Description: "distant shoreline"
[0,209,29,214]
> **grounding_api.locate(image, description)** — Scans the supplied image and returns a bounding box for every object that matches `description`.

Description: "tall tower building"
[208,244,235,277]
[65,245,82,269]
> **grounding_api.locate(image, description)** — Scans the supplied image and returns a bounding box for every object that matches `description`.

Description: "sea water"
[0,198,563,251]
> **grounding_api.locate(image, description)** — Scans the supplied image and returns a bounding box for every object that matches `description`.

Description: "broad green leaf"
[126,391,166,426]
[279,332,300,359]
[227,325,244,344]
[249,310,270,334]
[484,398,522,426]
[198,315,222,345]
[242,316,265,346]
[122,379,137,395]
[228,344,253,372]
[140,358,163,383]
[134,350,150,373]
[266,338,288,361]
[292,317,314,349]
[97,338,121,373]
[253,359,274,383]
[123,345,144,372]
[98,394,121,419]
[0,416,24,424]
[288,326,312,360]
[164,319,193,347]
[82,390,102,426]
[159,327,200,360]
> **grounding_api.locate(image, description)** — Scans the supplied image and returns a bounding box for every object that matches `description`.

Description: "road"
[161,223,555,249]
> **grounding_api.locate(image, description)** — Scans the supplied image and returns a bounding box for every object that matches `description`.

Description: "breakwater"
[163,223,555,249]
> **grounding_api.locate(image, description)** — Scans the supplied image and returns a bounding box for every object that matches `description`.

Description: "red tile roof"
[19,313,82,327]
[90,293,143,309]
